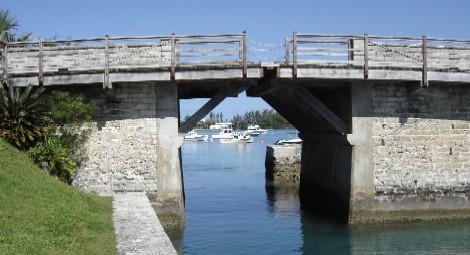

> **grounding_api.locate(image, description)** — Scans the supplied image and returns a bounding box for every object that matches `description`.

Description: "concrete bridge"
[2,32,470,224]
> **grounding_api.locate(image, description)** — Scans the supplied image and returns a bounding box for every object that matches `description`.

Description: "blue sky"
[3,0,470,118]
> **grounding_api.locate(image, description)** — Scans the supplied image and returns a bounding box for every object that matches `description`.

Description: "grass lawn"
[0,139,117,255]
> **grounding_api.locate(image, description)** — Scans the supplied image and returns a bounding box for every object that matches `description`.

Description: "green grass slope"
[0,139,117,255]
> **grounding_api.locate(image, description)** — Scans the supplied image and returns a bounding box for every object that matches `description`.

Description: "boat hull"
[184,135,208,141]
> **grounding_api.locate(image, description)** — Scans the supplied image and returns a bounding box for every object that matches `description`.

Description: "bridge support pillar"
[150,83,185,229]
[347,82,375,222]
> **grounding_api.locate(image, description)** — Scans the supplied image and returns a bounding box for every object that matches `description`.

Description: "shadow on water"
[266,183,352,255]
[164,226,184,254]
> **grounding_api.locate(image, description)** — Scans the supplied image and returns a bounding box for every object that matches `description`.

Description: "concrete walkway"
[113,192,177,255]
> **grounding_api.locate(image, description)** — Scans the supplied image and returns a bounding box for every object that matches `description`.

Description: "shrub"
[0,82,50,149]
[45,91,97,160]
[27,134,77,184]
[1,84,96,184]
[46,91,96,125]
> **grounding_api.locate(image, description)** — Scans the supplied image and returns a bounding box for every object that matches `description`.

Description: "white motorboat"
[274,138,302,145]
[212,128,234,140]
[245,124,267,136]
[184,130,208,141]
[220,132,253,144]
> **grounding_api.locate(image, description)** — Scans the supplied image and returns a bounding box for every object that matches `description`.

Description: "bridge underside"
[247,78,354,221]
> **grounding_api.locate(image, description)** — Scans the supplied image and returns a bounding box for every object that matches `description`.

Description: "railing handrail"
[292,33,470,44]
[285,33,470,87]
[2,32,470,88]
[3,33,246,47]
[0,32,248,87]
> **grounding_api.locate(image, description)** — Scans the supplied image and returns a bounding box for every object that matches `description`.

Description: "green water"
[176,130,470,255]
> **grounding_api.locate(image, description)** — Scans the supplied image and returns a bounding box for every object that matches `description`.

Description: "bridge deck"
[1,33,470,88]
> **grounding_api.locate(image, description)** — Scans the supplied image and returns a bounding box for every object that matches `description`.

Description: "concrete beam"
[262,93,309,132]
[247,84,285,97]
[246,68,282,97]
[278,67,470,84]
[9,68,263,87]
[178,86,244,133]
[289,87,348,134]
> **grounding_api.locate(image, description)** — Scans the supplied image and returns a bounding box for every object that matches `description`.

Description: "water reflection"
[266,183,351,255]
[265,184,300,216]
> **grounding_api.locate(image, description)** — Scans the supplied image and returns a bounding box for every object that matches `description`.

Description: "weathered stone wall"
[72,83,160,195]
[265,144,301,186]
[371,83,470,208]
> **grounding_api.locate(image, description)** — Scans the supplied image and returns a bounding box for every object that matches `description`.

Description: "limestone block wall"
[72,83,161,195]
[265,144,301,186]
[370,84,470,204]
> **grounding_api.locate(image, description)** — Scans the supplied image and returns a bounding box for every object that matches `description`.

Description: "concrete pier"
[265,144,301,186]
[153,83,185,228]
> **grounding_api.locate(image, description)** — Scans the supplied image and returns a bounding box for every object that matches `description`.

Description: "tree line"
[184,109,294,130]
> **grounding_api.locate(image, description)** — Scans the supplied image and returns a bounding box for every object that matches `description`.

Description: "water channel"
[172,130,470,254]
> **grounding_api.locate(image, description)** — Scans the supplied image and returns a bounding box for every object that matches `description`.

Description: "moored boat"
[220,132,253,143]
[245,124,267,136]
[212,123,234,140]
[274,138,302,145]
[184,130,208,141]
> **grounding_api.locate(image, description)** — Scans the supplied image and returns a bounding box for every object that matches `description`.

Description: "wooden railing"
[286,33,470,86]
[0,32,248,88]
[2,32,470,87]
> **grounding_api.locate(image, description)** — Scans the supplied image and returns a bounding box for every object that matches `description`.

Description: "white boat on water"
[184,130,208,141]
[212,128,234,140]
[245,124,267,136]
[275,138,302,145]
[220,132,253,143]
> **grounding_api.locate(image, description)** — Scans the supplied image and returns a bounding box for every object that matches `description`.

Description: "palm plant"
[0,9,31,42]
[0,82,50,148]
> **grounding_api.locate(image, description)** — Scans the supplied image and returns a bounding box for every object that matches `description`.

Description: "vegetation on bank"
[0,9,115,254]
[188,109,294,130]
[1,9,97,184]
[0,139,117,254]
[0,82,97,184]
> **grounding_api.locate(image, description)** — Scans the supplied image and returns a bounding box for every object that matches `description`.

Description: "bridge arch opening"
[177,76,356,222]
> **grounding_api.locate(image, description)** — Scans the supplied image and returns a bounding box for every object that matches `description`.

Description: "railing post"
[2,43,7,82]
[242,31,247,78]
[285,38,290,65]
[364,33,369,79]
[239,36,243,67]
[293,32,298,78]
[103,35,111,89]
[422,35,428,87]
[171,33,176,80]
[38,40,44,86]
[348,39,354,65]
